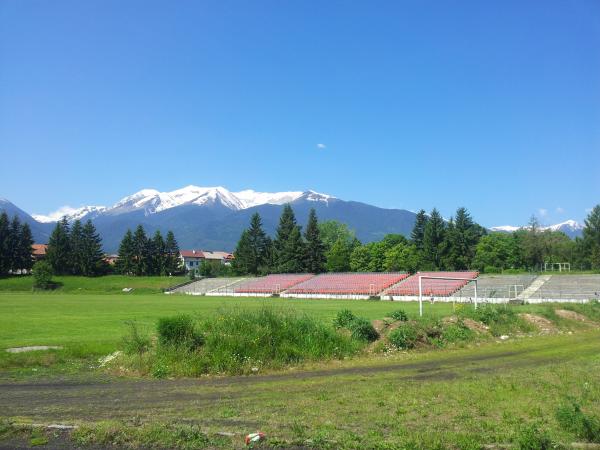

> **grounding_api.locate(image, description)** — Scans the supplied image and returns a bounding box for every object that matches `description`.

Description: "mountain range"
[0,186,585,252]
[489,220,584,239]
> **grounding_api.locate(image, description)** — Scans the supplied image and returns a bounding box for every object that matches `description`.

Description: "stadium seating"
[286,273,409,295]
[234,274,315,294]
[386,271,479,296]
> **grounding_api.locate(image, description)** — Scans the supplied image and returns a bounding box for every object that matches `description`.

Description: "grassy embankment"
[1,330,599,449]
[0,274,187,294]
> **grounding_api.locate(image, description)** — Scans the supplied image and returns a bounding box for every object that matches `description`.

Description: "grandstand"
[232,274,316,296]
[453,274,537,302]
[169,277,250,295]
[282,272,409,299]
[383,271,479,300]
[528,275,600,303]
[166,271,598,303]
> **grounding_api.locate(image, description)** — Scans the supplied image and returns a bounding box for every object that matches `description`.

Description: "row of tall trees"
[233,207,326,275]
[232,204,600,275]
[0,212,34,275]
[115,225,181,276]
[46,218,106,276]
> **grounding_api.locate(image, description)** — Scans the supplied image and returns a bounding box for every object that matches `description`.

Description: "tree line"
[0,212,34,276]
[232,204,600,275]
[45,217,107,276]
[115,225,181,276]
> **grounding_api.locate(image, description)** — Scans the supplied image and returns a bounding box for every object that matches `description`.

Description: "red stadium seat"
[234,274,315,294]
[286,273,409,295]
[386,271,479,296]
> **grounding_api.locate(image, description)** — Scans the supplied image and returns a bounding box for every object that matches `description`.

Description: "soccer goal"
[417,275,478,317]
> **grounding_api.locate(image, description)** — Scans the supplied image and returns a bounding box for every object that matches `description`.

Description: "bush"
[157,314,203,349]
[197,307,360,374]
[556,400,600,443]
[388,323,419,349]
[390,309,409,322]
[32,260,54,290]
[459,305,532,336]
[122,320,151,356]
[333,309,356,329]
[484,266,501,274]
[333,309,378,342]
[516,423,555,450]
[348,317,379,342]
[442,322,475,343]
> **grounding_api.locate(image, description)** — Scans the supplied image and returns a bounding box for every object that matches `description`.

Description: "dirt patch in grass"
[519,314,558,334]
[5,346,63,354]
[555,309,594,324]
[444,316,489,334]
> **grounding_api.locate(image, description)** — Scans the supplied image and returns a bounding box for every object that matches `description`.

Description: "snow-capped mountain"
[1,186,416,251]
[33,205,107,223]
[35,186,336,221]
[490,220,584,238]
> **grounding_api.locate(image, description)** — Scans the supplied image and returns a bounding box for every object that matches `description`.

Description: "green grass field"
[1,276,600,448]
[0,274,187,294]
[0,292,456,351]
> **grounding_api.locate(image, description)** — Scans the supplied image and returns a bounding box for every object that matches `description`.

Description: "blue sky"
[1,0,599,227]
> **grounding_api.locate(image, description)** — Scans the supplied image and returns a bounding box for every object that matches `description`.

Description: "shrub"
[390,309,409,322]
[388,323,419,349]
[32,261,54,290]
[556,400,600,443]
[197,307,360,374]
[459,304,532,336]
[348,317,379,342]
[122,320,151,356]
[484,266,501,274]
[442,322,475,343]
[333,309,356,329]
[188,268,196,280]
[157,314,203,349]
[516,423,554,450]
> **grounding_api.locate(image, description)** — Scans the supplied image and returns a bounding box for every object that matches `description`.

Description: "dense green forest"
[232,204,600,275]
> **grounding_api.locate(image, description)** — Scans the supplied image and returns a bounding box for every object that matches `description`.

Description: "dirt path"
[0,336,594,424]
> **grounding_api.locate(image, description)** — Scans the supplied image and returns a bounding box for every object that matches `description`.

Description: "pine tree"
[443,207,483,270]
[422,208,446,270]
[0,212,9,275]
[46,217,71,275]
[69,220,84,275]
[583,204,600,270]
[17,223,34,273]
[164,230,181,275]
[245,213,270,274]
[232,229,253,275]
[303,209,326,273]
[132,225,148,276]
[411,209,428,250]
[152,230,166,275]
[273,205,305,273]
[7,216,21,273]
[116,229,135,275]
[81,220,105,276]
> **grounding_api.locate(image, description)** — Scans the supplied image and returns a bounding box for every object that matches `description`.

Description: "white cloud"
[555,207,565,214]
[538,208,548,217]
[316,143,326,149]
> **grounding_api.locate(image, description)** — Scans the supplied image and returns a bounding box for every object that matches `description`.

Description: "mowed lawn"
[0,292,456,352]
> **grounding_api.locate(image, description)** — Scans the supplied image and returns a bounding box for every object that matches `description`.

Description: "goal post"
[418,275,478,317]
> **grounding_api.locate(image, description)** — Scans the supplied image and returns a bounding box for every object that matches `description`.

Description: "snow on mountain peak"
[33,205,107,223]
[33,186,338,222]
